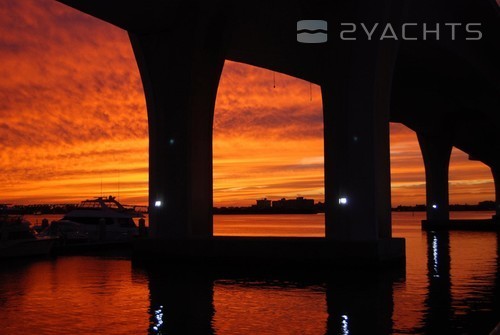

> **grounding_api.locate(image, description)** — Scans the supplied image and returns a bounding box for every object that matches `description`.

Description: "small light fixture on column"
[339,197,348,206]
[432,204,438,209]
[155,200,163,208]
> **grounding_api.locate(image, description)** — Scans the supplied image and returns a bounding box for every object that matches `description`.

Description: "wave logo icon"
[297,20,328,43]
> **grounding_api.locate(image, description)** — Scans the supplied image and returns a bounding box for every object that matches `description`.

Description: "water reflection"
[141,231,500,335]
[147,267,215,334]
[422,231,452,334]
[142,264,402,335]
[421,231,500,334]
[0,213,498,334]
[0,256,151,335]
[496,233,500,330]
[326,271,396,334]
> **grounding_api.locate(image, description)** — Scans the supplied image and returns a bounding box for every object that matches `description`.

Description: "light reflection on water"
[0,212,498,334]
[0,257,150,335]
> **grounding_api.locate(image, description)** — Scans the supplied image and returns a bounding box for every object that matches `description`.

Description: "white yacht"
[53,196,141,242]
[0,216,56,258]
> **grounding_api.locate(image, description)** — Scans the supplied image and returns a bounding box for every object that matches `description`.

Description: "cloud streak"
[0,0,494,207]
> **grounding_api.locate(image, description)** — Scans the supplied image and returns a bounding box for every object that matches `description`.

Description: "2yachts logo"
[297,20,328,43]
[297,20,483,43]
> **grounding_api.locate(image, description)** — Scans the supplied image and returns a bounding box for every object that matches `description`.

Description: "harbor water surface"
[0,212,498,334]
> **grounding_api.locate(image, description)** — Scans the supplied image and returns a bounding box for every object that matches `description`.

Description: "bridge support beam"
[418,133,452,222]
[322,41,395,241]
[129,26,224,239]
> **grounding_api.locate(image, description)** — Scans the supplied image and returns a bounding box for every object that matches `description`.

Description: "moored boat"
[42,196,141,244]
[0,216,56,259]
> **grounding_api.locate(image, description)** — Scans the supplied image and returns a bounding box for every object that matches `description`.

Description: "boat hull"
[0,237,56,259]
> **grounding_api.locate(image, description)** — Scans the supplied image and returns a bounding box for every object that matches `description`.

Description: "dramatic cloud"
[0,0,494,207]
[0,0,147,204]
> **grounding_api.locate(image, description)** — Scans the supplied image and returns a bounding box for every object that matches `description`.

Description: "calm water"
[0,212,498,334]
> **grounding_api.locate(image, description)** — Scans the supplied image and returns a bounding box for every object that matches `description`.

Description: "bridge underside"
[133,237,405,268]
[56,0,499,265]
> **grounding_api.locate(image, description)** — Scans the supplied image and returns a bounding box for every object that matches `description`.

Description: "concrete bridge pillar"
[417,133,452,222]
[322,40,396,240]
[491,166,500,219]
[129,25,225,239]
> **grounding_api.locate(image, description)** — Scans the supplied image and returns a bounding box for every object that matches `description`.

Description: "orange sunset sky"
[0,0,495,207]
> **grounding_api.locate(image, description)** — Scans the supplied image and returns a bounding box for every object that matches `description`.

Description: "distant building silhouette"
[254,198,272,209]
[272,197,315,210]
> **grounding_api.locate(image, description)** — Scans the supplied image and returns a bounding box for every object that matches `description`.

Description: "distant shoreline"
[214,208,320,215]
[392,201,496,212]
[2,201,496,215]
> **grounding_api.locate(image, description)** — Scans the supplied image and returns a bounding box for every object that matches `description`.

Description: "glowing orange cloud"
[0,0,494,206]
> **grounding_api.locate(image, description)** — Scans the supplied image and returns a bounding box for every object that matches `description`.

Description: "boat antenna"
[273,71,276,89]
[117,169,120,202]
[100,175,103,198]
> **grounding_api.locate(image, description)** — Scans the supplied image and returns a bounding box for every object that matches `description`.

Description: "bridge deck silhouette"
[56,0,499,266]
